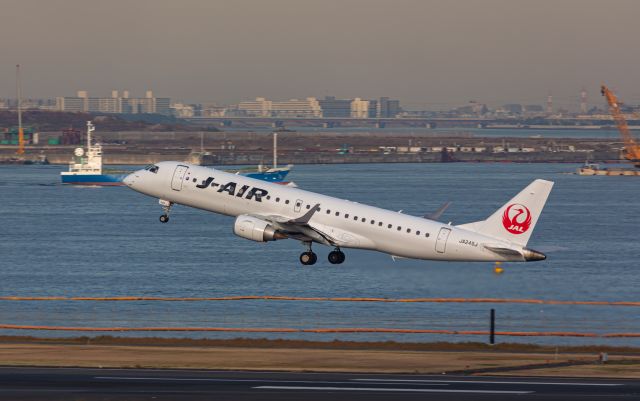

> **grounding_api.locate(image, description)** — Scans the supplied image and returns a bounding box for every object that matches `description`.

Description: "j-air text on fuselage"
[124,161,552,266]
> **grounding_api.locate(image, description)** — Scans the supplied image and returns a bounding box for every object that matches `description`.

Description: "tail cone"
[522,248,546,262]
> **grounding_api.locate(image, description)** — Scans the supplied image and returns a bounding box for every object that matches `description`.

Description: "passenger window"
[407,228,411,233]
[306,205,311,209]
[416,231,421,235]
[397,226,402,231]
[285,200,290,204]
[378,222,383,226]
[276,197,280,202]
[361,217,366,222]
[193,178,197,182]
[267,196,271,200]
[370,220,375,224]
[353,216,358,221]
[388,224,392,229]
[326,209,330,214]
[335,211,340,216]
[345,214,349,218]
[425,233,430,237]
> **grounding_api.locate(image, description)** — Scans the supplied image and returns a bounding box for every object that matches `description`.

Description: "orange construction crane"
[601,85,640,167]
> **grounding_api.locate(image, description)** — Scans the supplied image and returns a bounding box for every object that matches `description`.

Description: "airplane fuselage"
[126,161,540,262]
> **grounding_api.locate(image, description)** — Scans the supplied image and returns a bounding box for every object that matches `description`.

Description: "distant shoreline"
[0,130,627,165]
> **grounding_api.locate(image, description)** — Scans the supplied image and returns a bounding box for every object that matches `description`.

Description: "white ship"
[60,121,127,185]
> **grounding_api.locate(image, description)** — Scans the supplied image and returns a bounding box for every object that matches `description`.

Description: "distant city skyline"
[11,89,632,120]
[0,88,620,114]
[2,0,640,109]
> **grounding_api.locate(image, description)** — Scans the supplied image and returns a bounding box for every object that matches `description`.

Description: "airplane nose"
[123,172,136,187]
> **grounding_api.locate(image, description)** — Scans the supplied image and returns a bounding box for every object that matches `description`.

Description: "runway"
[0,367,636,400]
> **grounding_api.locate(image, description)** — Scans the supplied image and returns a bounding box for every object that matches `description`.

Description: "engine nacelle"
[233,215,284,242]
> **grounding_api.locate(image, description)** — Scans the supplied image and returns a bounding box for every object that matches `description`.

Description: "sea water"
[0,162,638,346]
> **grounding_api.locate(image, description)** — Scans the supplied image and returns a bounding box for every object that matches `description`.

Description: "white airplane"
[124,161,553,265]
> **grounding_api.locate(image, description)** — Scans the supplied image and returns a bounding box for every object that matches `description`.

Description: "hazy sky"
[1,0,639,109]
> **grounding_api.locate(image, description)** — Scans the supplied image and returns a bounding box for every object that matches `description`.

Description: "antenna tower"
[16,64,25,156]
[580,88,588,114]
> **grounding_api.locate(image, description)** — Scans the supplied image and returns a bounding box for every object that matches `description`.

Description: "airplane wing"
[248,203,319,224]
[249,204,340,246]
[289,203,320,224]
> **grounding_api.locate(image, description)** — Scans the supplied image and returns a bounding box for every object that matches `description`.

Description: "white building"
[237,97,323,118]
[56,96,86,113]
[235,96,397,118]
[238,97,272,117]
[271,98,322,118]
[88,97,121,113]
[56,90,171,115]
[171,103,195,118]
[351,98,377,118]
[202,105,228,117]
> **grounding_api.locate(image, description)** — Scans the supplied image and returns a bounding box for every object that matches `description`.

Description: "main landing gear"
[299,243,346,266]
[159,199,173,223]
[299,251,317,266]
[328,248,346,265]
[300,242,317,265]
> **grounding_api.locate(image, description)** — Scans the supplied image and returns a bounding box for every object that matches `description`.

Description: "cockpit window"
[148,165,159,173]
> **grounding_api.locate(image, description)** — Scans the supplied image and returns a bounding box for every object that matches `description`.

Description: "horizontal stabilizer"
[484,246,523,258]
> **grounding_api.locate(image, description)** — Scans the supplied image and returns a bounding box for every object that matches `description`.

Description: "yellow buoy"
[494,262,504,274]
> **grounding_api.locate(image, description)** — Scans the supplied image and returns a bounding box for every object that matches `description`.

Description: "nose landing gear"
[328,248,346,264]
[159,199,173,223]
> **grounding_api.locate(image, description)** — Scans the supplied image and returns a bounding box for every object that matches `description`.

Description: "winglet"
[424,201,451,221]
[289,203,320,225]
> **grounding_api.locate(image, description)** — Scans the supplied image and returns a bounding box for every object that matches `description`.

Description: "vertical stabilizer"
[457,179,554,246]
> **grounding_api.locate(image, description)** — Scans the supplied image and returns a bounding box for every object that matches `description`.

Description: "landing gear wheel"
[328,249,346,264]
[158,199,173,223]
[300,251,317,266]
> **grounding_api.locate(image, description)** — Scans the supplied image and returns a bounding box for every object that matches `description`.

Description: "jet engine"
[233,215,286,242]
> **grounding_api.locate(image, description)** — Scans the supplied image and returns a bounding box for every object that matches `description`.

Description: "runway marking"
[95,376,236,382]
[254,386,533,394]
[94,376,448,386]
[353,378,624,386]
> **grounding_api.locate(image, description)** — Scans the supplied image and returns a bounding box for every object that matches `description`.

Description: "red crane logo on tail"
[502,204,532,234]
